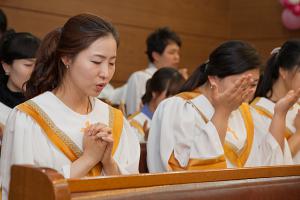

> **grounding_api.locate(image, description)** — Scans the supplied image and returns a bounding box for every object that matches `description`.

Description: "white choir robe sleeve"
[0,109,70,200]
[249,108,293,166]
[112,118,140,174]
[125,72,147,116]
[147,97,224,173]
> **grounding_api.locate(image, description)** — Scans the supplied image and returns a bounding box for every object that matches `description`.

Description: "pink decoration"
[291,4,300,15]
[282,9,300,29]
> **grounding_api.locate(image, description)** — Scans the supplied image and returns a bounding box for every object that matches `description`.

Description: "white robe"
[0,91,140,199]
[251,97,300,164]
[0,102,11,127]
[147,94,292,173]
[128,111,152,143]
[125,63,157,115]
[98,83,128,106]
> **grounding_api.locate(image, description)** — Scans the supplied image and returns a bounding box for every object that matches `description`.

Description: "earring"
[66,65,69,69]
[5,71,9,75]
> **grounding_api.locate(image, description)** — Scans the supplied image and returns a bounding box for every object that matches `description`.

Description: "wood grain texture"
[0,0,229,86]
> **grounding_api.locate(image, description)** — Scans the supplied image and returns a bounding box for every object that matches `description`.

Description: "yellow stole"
[128,112,145,136]
[223,103,254,168]
[251,97,293,139]
[17,100,123,176]
[168,90,227,170]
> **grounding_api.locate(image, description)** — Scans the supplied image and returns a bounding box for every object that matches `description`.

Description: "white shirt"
[125,63,157,115]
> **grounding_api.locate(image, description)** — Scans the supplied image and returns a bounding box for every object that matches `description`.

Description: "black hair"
[146,27,181,63]
[0,32,40,64]
[0,31,40,79]
[142,67,185,104]
[180,40,261,92]
[255,40,300,98]
[0,9,7,34]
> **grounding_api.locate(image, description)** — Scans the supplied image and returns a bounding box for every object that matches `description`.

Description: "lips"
[96,83,106,92]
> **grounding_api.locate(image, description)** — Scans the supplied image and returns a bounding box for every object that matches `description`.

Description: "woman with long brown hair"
[0,14,140,199]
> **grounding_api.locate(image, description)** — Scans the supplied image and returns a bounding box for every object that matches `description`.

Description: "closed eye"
[92,61,102,64]
[24,64,34,67]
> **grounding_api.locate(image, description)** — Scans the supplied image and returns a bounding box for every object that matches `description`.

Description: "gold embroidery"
[24,100,83,157]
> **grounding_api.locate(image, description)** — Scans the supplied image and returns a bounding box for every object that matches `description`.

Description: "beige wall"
[0,0,230,86]
[230,0,300,62]
[1,0,299,85]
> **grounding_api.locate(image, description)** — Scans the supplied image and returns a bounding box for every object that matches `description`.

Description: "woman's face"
[2,58,36,92]
[285,67,300,93]
[211,68,260,102]
[63,34,117,97]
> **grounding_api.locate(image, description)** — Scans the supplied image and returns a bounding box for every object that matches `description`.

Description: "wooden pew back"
[9,165,300,200]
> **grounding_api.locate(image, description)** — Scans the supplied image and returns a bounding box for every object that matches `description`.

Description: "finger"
[95,132,110,139]
[295,88,300,98]
[285,90,299,106]
[225,76,247,98]
[90,123,109,136]
[101,136,114,143]
[242,88,255,102]
[94,123,111,133]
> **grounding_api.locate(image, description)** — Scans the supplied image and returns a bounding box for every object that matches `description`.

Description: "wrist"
[273,110,287,119]
[82,152,99,168]
[102,157,115,167]
[102,158,120,175]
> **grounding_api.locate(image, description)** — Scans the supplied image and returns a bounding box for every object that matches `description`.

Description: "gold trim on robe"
[251,97,293,139]
[129,119,145,136]
[17,100,124,176]
[223,103,254,168]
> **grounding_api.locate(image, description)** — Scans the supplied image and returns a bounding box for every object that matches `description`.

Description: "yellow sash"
[128,112,146,136]
[251,97,293,139]
[17,100,123,176]
[169,90,227,170]
[223,103,254,168]
[129,119,145,136]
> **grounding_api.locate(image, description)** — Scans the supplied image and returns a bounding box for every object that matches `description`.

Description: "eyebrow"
[93,54,116,59]
[26,58,36,62]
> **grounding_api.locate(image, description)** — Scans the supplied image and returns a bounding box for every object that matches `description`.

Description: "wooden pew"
[9,164,300,200]
[138,142,148,173]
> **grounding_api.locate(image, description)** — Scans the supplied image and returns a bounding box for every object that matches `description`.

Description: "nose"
[174,52,180,62]
[99,63,109,80]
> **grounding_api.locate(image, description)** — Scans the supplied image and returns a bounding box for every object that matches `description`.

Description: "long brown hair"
[25,13,119,99]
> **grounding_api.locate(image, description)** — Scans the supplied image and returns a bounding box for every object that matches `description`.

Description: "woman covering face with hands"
[0,14,140,200]
[147,41,291,173]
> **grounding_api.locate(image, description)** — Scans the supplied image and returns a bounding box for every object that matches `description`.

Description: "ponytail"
[255,40,300,98]
[142,78,153,105]
[255,53,280,98]
[180,63,207,92]
[25,28,63,99]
